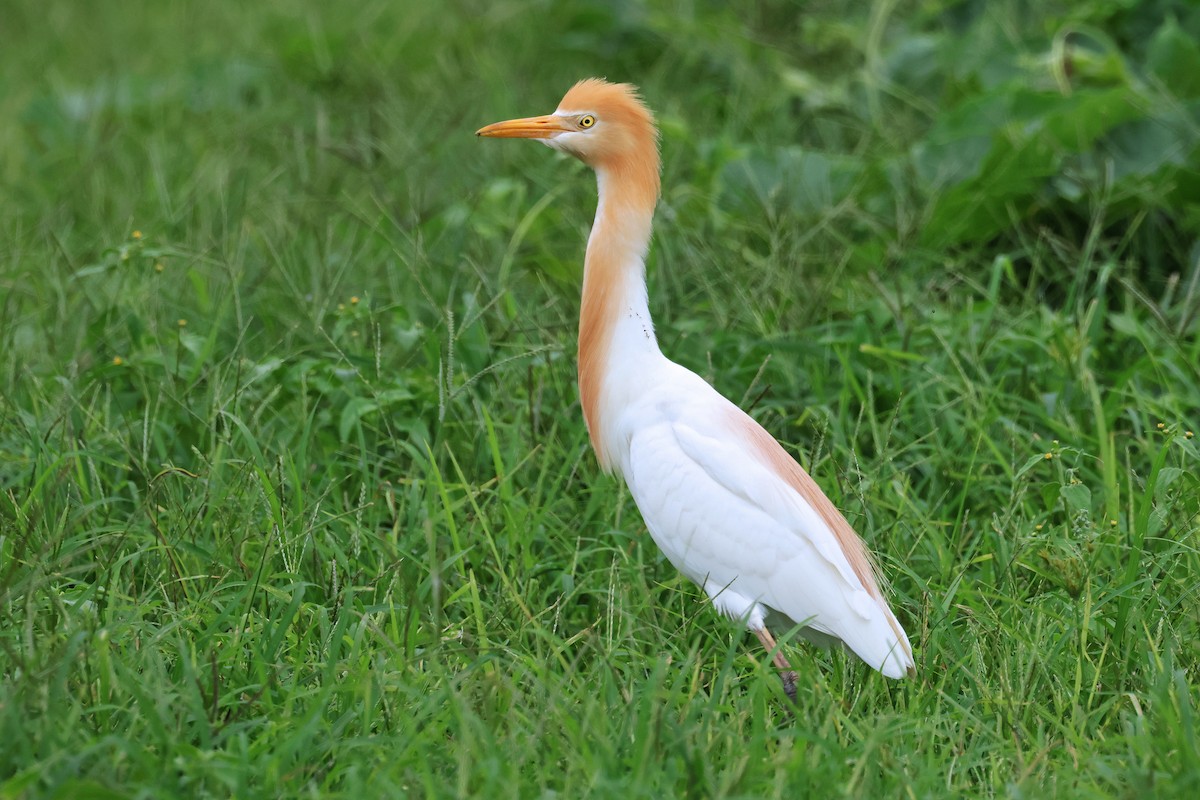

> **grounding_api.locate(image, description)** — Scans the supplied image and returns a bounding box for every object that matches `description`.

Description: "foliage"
[1,0,1199,797]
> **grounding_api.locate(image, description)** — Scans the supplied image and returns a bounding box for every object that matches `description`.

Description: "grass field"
[3,0,1200,796]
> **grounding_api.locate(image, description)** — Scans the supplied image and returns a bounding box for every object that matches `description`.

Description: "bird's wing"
[621,386,912,677]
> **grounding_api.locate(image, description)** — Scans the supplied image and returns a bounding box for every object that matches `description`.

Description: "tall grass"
[2,0,1199,796]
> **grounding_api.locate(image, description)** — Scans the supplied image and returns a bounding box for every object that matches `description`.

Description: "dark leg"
[754,626,798,703]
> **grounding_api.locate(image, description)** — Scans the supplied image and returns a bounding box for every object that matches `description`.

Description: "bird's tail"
[845,599,915,679]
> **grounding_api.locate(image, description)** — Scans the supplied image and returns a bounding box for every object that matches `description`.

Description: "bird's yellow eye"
[579,115,596,129]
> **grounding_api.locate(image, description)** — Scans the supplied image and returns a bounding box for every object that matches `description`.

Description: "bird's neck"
[578,162,661,469]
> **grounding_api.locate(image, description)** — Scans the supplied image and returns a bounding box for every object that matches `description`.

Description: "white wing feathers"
[619,384,914,678]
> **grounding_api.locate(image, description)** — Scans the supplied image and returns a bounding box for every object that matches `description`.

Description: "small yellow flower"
[1035,524,1044,531]
[1157,422,1165,430]
[132,230,142,240]
[112,356,124,366]
[1186,431,1195,439]
[177,319,188,328]
[1044,452,1053,460]
[154,262,165,273]
[350,296,360,305]
[1110,520,1118,527]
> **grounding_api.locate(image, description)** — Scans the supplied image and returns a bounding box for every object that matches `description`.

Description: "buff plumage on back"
[567,80,661,467]
[728,409,913,659]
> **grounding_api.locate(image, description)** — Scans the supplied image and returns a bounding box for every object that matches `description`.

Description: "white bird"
[477,79,914,699]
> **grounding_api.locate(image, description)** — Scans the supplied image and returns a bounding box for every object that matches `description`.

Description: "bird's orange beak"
[476,114,570,139]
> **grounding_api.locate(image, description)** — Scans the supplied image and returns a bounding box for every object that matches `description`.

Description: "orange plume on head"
[555,79,660,201]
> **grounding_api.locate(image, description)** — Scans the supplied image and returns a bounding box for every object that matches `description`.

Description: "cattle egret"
[477,79,915,699]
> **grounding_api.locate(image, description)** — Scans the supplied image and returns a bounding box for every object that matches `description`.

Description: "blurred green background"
[2,0,1199,797]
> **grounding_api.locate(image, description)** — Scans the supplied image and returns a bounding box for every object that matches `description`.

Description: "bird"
[477,79,914,700]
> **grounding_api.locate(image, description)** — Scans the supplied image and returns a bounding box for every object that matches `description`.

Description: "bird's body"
[478,79,914,693]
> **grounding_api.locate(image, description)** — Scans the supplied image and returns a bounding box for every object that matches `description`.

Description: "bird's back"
[611,357,914,678]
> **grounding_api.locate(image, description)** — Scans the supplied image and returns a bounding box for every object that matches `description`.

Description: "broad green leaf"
[339,397,379,442]
[717,146,868,218]
[1147,17,1200,98]
[1060,483,1093,513]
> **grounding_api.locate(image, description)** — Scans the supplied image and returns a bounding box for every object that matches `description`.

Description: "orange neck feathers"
[566,82,661,467]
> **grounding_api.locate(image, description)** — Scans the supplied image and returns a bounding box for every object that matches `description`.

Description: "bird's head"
[477,78,659,178]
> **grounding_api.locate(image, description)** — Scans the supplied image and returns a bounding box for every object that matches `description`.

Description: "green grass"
[3,0,1200,796]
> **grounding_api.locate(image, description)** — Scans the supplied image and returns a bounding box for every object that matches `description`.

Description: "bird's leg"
[754,626,798,703]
